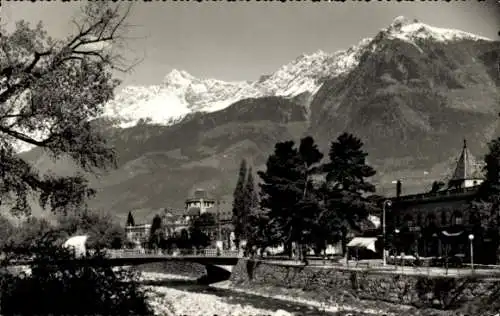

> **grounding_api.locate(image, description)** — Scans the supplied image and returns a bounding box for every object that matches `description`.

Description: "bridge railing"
[106,248,240,258]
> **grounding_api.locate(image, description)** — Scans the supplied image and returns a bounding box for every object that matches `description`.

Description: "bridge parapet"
[106,249,241,259]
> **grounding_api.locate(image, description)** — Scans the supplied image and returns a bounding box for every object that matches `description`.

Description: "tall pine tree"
[320,132,377,254]
[258,137,323,257]
[232,159,247,244]
[296,136,324,260]
[126,211,135,227]
[258,141,303,256]
[148,215,165,250]
[242,167,259,243]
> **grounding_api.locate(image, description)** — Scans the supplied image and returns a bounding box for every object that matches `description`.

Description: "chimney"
[396,180,402,199]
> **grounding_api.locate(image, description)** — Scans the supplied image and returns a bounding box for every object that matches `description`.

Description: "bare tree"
[0,3,135,216]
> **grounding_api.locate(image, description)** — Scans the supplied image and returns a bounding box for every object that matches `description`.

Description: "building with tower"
[184,189,234,249]
[385,139,497,264]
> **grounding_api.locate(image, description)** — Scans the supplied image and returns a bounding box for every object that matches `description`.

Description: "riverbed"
[139,272,381,316]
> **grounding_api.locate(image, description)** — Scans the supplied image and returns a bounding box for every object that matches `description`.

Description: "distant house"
[125,223,151,248]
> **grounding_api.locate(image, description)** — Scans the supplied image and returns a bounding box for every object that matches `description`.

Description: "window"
[453,211,463,226]
[416,213,423,227]
[403,214,414,228]
[441,212,448,226]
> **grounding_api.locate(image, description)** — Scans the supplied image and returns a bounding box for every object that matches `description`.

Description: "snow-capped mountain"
[104,38,373,128]
[105,16,489,127]
[384,16,492,44]
[105,16,492,128]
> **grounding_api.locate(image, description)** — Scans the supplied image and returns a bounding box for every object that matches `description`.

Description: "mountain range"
[20,16,500,224]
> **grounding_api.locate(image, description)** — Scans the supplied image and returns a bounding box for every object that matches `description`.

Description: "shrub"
[0,239,153,316]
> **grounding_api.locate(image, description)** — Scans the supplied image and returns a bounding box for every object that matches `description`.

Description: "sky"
[2,1,499,89]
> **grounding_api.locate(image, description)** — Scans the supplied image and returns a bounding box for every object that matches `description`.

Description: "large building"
[185,189,234,248]
[385,139,497,264]
[125,223,151,248]
[162,211,190,238]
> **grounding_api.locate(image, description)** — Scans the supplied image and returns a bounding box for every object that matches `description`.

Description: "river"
[139,272,380,316]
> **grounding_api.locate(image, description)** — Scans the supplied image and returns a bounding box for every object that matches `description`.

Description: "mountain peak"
[163,69,196,87]
[389,16,418,30]
[382,16,491,43]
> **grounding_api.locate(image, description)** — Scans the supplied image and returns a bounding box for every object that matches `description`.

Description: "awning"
[347,237,378,252]
[441,230,463,237]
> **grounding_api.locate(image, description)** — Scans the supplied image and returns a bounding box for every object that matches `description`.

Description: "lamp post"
[468,234,474,273]
[394,229,400,271]
[383,200,392,266]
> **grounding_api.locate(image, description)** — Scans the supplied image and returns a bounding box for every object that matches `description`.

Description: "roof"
[193,189,209,199]
[448,139,483,184]
[186,189,216,202]
[347,237,377,252]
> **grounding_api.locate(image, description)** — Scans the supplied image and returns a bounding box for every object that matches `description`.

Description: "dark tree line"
[232,133,379,260]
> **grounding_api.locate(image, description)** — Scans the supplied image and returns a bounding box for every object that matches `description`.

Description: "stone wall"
[136,261,206,278]
[230,259,500,311]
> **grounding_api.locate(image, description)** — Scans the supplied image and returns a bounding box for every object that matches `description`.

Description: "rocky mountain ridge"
[102,16,493,129]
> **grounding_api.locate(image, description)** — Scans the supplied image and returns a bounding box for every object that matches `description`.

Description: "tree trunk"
[341,227,348,256]
[285,242,293,258]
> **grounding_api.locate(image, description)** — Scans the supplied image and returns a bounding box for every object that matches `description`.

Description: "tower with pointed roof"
[447,139,484,189]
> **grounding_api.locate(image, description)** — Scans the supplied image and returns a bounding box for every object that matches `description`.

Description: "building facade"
[385,140,497,264]
[162,211,190,238]
[125,224,151,248]
[185,189,234,249]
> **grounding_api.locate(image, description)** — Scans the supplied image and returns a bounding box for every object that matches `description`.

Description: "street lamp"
[468,234,474,272]
[383,200,392,266]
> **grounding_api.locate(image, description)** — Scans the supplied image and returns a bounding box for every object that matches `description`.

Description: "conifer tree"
[258,137,323,257]
[296,136,324,260]
[232,159,247,244]
[126,211,135,227]
[320,132,377,254]
[258,141,302,256]
[242,166,259,242]
[148,215,164,249]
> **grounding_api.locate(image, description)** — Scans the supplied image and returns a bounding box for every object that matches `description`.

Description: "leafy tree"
[483,137,500,189]
[126,211,135,227]
[320,132,377,254]
[0,4,152,315]
[0,215,15,250]
[470,138,500,261]
[232,159,247,244]
[189,213,216,249]
[8,217,58,252]
[0,243,153,316]
[148,214,165,250]
[57,210,126,250]
[0,2,136,216]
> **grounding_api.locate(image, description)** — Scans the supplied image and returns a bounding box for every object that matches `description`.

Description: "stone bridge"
[12,249,241,284]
